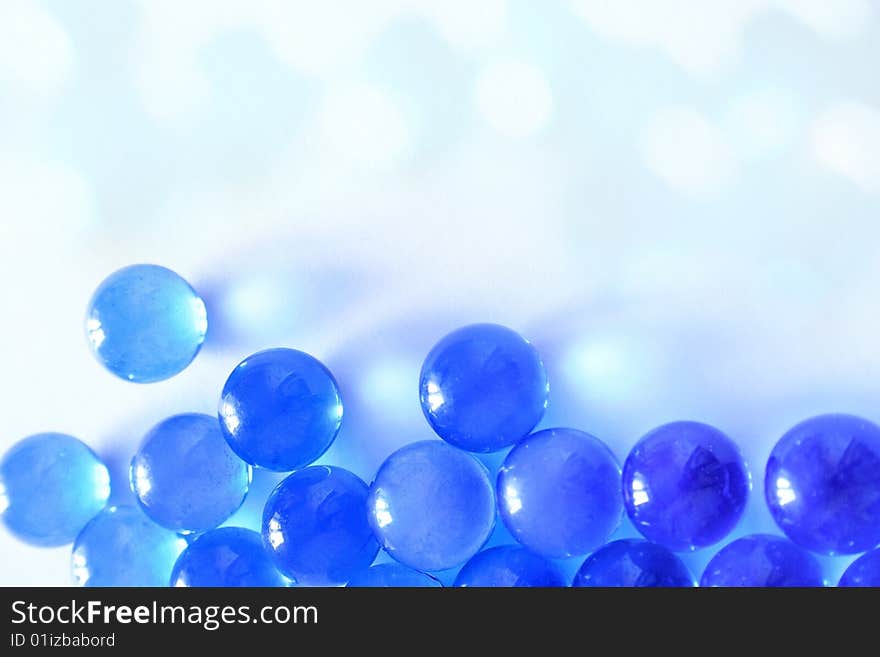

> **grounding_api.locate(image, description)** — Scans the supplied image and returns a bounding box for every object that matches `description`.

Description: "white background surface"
[2,0,880,585]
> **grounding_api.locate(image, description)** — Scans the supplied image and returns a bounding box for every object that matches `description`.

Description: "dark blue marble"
[497,428,622,558]
[454,545,566,587]
[572,539,695,587]
[346,563,441,587]
[700,534,825,587]
[419,324,548,453]
[839,548,880,587]
[170,527,287,587]
[0,433,110,546]
[765,414,880,555]
[131,414,251,533]
[367,441,495,571]
[85,264,207,383]
[622,421,749,551]
[72,505,187,586]
[262,466,378,586]
[220,348,343,471]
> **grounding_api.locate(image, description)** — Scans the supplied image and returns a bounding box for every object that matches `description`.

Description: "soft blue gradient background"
[2,1,879,585]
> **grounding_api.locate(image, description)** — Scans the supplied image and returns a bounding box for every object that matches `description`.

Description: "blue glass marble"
[131,414,251,533]
[367,441,495,571]
[262,466,378,586]
[419,324,549,453]
[0,433,110,547]
[497,428,621,558]
[700,534,825,587]
[622,421,749,551]
[572,539,695,587]
[346,563,442,588]
[838,548,880,587]
[72,505,186,586]
[220,348,343,471]
[86,264,207,383]
[454,545,565,587]
[170,527,287,587]
[765,414,880,555]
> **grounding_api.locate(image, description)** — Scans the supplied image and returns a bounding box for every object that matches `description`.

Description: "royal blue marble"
[572,539,695,587]
[839,548,880,587]
[131,414,251,534]
[497,428,621,558]
[454,545,565,587]
[419,324,549,453]
[367,441,495,571]
[170,527,287,587]
[262,466,378,586]
[622,421,749,551]
[72,505,186,586]
[700,534,825,587]
[346,563,441,588]
[0,433,110,547]
[765,414,880,555]
[86,264,207,383]
[220,348,343,472]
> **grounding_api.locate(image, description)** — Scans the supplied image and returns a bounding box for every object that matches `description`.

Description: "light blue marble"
[86,264,207,383]
[368,440,496,571]
[131,413,251,533]
[0,433,109,546]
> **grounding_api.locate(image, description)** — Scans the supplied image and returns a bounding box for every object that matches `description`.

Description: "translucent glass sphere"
[170,527,287,587]
[220,348,343,471]
[0,433,110,546]
[454,545,565,587]
[572,539,695,587]
[419,324,549,452]
[700,534,825,587]
[346,563,441,587]
[765,414,880,555]
[367,440,496,571]
[622,421,750,551]
[85,264,207,383]
[72,505,186,586]
[839,548,880,587]
[497,428,621,558]
[262,466,378,586]
[130,413,251,534]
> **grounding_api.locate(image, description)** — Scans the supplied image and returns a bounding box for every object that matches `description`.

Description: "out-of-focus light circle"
[475,58,553,138]
[811,101,880,192]
[319,83,413,171]
[724,90,800,160]
[641,106,734,195]
[0,0,73,96]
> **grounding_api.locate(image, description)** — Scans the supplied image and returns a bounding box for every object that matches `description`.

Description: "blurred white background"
[2,0,879,585]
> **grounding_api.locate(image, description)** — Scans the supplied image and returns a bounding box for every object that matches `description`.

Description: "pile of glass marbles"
[3,263,880,587]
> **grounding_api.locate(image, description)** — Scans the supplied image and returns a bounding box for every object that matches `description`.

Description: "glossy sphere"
[700,534,824,587]
[839,548,880,587]
[171,527,287,587]
[765,414,880,555]
[86,264,207,383]
[72,506,186,586]
[454,545,565,587]
[220,348,343,471]
[572,539,695,587]
[622,421,749,551]
[497,428,621,558]
[368,441,495,571]
[131,414,251,533]
[262,466,378,586]
[346,563,441,588]
[0,433,110,546]
[419,324,549,452]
